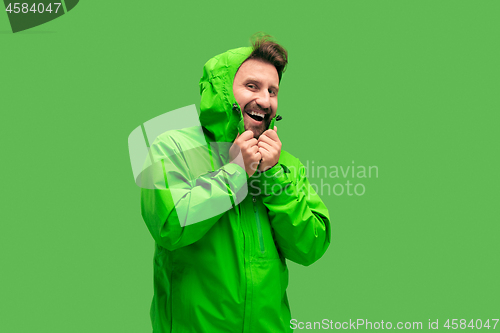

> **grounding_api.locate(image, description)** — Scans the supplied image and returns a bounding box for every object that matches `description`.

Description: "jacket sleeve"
[258,158,331,266]
[140,134,247,251]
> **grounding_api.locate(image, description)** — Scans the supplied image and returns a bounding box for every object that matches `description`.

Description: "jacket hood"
[199,47,252,143]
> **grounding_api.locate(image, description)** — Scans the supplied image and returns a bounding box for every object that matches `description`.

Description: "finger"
[243,139,258,151]
[249,144,258,153]
[261,129,279,142]
[274,126,277,133]
[258,149,272,164]
[241,130,254,140]
[250,145,260,154]
[259,133,279,146]
[258,141,273,152]
[258,146,271,158]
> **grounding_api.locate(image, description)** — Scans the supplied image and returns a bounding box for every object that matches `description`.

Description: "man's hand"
[229,130,262,177]
[258,126,282,172]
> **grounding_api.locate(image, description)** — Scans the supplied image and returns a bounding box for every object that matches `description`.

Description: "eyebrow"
[245,77,279,92]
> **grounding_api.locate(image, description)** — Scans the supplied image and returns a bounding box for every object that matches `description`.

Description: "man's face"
[233,59,279,139]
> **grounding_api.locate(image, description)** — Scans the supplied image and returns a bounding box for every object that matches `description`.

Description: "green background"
[1,1,499,332]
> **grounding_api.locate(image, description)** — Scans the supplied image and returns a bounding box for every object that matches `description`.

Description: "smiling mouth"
[246,110,267,122]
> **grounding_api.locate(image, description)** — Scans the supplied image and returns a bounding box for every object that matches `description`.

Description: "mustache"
[244,102,270,115]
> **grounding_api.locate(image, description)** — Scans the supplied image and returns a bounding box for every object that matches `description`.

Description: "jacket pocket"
[250,259,292,332]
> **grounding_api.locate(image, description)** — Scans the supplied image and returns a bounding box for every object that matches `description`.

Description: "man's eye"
[247,84,257,89]
[269,89,277,96]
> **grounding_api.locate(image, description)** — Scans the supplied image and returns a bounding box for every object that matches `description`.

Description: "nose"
[255,89,271,110]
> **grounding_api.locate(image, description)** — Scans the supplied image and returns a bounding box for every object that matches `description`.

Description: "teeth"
[249,111,265,119]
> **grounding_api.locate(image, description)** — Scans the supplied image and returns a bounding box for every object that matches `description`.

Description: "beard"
[243,102,272,139]
[245,119,271,139]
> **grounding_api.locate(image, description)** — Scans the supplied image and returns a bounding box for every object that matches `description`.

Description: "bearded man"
[141,35,331,332]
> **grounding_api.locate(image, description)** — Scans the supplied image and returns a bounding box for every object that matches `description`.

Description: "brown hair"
[244,33,288,81]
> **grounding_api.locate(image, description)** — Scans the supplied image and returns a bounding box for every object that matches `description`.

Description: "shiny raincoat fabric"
[141,47,331,332]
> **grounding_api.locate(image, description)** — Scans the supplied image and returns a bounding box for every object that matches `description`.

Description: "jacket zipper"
[252,196,265,253]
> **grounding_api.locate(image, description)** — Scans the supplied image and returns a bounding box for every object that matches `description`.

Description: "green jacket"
[141,47,331,332]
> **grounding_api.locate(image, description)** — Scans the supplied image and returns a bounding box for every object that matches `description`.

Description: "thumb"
[274,126,278,133]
